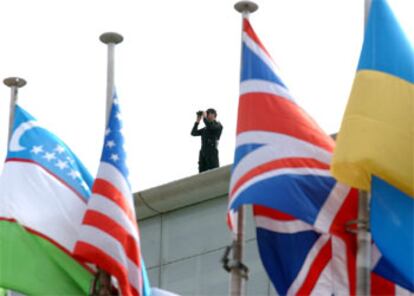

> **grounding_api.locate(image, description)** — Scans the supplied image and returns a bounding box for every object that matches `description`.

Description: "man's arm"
[191,122,204,136]
[203,118,222,138]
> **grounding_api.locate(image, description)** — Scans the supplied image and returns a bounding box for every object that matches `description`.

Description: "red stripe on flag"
[243,19,273,60]
[253,205,296,221]
[328,186,358,293]
[237,93,334,152]
[371,272,396,295]
[74,241,140,296]
[230,157,330,198]
[93,178,137,227]
[82,210,141,267]
[296,239,332,295]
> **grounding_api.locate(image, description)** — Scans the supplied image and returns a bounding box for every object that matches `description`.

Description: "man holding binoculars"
[191,108,223,173]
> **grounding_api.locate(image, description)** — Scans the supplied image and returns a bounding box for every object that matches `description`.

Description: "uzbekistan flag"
[0,105,94,294]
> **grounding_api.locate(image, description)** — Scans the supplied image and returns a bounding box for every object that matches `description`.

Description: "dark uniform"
[191,118,223,173]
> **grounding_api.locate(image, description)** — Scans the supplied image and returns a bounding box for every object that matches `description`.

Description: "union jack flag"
[74,93,150,296]
[254,205,414,295]
[228,18,350,234]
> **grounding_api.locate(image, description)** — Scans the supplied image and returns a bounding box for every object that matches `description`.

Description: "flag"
[228,17,354,235]
[0,105,94,294]
[74,93,151,296]
[254,205,414,295]
[253,205,355,295]
[371,176,414,290]
[372,243,414,293]
[330,0,414,287]
[331,0,414,196]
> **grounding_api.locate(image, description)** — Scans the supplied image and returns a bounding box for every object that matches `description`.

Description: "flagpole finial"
[3,77,26,88]
[100,32,124,45]
[234,1,258,14]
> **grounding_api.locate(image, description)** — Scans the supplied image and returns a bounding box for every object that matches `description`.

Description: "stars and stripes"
[74,94,148,296]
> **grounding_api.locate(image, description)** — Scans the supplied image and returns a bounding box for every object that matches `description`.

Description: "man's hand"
[196,114,202,123]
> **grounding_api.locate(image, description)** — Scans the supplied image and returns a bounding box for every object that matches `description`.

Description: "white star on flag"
[31,145,43,154]
[115,112,122,121]
[110,154,119,162]
[55,159,68,170]
[43,152,56,161]
[68,169,81,179]
[54,145,65,154]
[106,140,116,148]
[105,128,111,136]
[66,156,75,164]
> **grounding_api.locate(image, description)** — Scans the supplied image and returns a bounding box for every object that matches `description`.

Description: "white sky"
[0,0,413,192]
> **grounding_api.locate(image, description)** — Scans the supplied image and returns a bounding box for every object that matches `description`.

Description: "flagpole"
[356,1,372,295]
[100,32,123,125]
[231,2,258,296]
[94,32,124,296]
[3,77,27,142]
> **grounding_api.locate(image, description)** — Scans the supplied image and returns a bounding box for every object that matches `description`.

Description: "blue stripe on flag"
[371,176,414,289]
[231,174,336,225]
[373,256,414,292]
[233,143,264,168]
[241,43,286,87]
[357,0,414,83]
[7,105,93,200]
[256,227,320,295]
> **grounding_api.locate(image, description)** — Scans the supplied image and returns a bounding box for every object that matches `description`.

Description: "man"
[191,108,223,173]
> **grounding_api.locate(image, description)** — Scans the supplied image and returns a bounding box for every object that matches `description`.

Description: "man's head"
[206,108,217,122]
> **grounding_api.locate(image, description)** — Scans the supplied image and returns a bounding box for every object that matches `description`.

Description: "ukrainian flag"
[331,0,414,197]
[331,0,414,288]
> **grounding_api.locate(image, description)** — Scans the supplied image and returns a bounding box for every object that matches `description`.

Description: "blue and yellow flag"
[331,0,414,288]
[331,0,414,197]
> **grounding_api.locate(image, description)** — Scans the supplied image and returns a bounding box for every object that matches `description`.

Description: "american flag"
[74,94,149,296]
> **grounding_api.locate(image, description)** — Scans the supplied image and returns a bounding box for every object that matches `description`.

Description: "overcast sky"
[0,0,413,191]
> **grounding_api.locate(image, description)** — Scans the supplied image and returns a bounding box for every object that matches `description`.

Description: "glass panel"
[161,248,228,296]
[160,241,269,296]
[140,215,161,268]
[146,266,160,287]
[162,197,233,263]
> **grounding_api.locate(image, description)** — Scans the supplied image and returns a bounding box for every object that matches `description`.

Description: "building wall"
[135,166,277,296]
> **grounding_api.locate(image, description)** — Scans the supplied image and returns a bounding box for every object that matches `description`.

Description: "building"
[134,165,277,296]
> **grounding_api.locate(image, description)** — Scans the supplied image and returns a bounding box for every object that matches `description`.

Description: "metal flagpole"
[100,32,124,124]
[4,77,27,142]
[93,32,124,296]
[356,1,372,295]
[230,2,258,296]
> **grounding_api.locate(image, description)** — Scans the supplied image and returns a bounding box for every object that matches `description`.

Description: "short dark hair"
[206,108,217,116]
